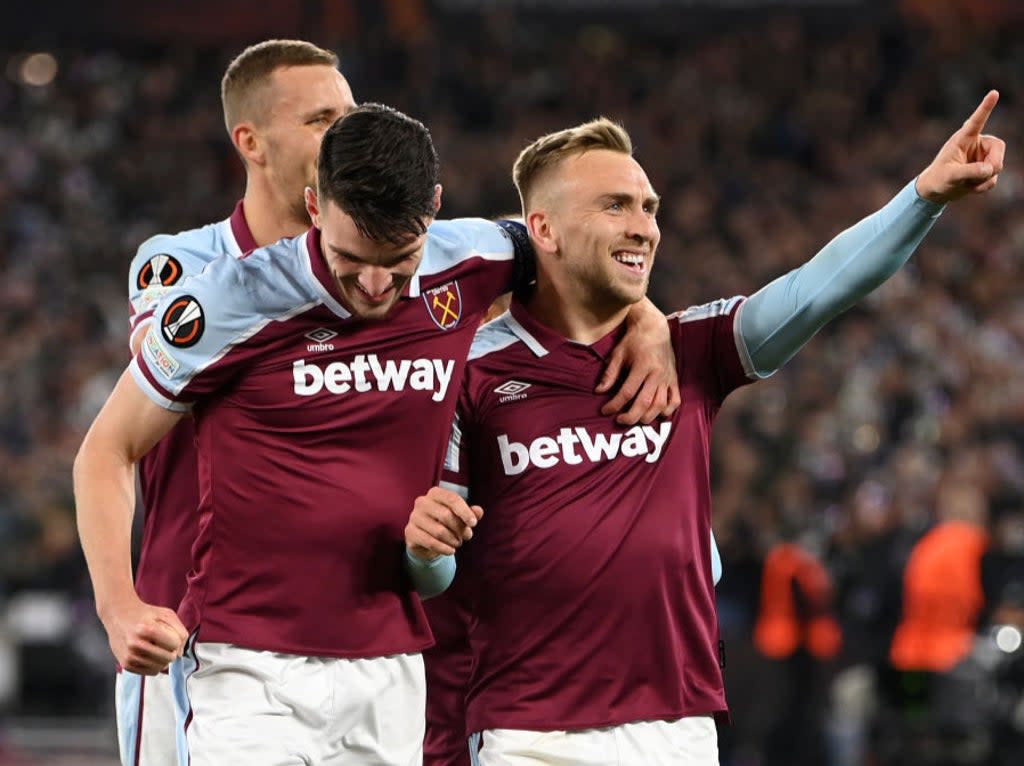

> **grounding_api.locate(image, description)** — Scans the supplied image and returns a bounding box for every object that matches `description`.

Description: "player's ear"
[304,187,321,227]
[232,121,264,166]
[526,210,557,255]
[432,184,443,214]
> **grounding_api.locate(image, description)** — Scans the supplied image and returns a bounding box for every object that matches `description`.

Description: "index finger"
[427,484,469,509]
[427,486,478,528]
[600,366,643,418]
[961,90,999,137]
[138,620,184,653]
[156,610,190,645]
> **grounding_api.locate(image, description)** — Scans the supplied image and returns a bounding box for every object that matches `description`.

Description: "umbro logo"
[305,327,337,352]
[494,380,530,403]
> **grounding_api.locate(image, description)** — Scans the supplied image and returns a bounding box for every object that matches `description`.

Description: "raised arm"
[73,368,189,674]
[739,91,1005,377]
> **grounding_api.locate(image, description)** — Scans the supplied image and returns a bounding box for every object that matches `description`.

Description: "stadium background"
[1,0,1023,763]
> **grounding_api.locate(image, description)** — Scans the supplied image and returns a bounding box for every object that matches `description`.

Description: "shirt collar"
[507,298,626,360]
[229,200,259,255]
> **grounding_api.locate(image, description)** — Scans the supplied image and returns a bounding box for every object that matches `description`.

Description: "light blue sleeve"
[739,180,945,377]
[404,549,457,599]
[711,531,723,585]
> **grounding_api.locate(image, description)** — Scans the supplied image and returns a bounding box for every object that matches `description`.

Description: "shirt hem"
[467,704,730,734]
[194,629,436,661]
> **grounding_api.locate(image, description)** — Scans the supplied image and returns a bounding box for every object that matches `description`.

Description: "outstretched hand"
[916,90,1006,204]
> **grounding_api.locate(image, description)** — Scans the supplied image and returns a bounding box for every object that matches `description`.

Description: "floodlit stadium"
[1,1,1022,764]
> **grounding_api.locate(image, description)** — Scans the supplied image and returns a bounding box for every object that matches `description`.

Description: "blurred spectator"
[754,533,842,766]
[890,480,990,673]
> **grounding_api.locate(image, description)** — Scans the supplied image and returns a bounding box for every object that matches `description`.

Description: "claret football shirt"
[444,296,753,732]
[132,218,528,658]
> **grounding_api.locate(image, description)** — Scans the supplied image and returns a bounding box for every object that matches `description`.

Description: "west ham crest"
[424,281,462,330]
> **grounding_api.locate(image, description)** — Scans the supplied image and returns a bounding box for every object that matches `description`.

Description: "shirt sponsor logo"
[161,296,205,348]
[424,281,462,330]
[305,327,337,352]
[497,422,672,475]
[144,330,180,380]
[293,355,455,402]
[137,254,183,290]
[494,380,530,403]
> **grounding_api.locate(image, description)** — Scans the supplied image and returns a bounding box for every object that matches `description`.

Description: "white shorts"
[180,641,425,766]
[115,667,188,766]
[473,716,718,766]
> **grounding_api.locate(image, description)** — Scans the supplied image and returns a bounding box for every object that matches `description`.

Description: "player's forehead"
[266,64,355,118]
[557,150,655,201]
[320,199,426,264]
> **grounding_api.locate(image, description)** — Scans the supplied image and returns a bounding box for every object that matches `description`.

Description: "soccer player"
[405,91,1005,764]
[118,39,354,766]
[76,102,679,765]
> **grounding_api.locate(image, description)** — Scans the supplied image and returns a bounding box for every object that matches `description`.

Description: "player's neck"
[242,182,310,248]
[526,279,629,345]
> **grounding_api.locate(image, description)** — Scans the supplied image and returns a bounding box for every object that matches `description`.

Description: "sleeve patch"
[160,295,206,348]
[144,330,181,380]
[136,253,184,290]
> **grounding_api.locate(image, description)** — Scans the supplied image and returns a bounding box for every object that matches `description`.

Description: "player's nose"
[359,267,393,298]
[626,209,658,245]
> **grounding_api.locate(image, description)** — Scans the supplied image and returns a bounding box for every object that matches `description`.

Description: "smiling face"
[531,149,660,312]
[306,190,429,320]
[257,65,355,224]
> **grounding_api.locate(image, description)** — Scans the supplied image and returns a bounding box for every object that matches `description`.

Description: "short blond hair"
[512,118,633,211]
[221,39,338,132]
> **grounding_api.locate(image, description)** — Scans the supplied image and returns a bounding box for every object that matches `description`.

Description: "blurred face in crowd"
[255,65,355,223]
[304,188,439,321]
[530,149,660,312]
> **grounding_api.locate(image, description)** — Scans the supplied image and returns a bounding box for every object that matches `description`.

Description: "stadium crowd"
[1,4,1024,764]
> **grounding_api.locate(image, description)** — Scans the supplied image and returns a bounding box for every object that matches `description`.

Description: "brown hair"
[221,39,338,131]
[318,104,440,244]
[512,118,633,211]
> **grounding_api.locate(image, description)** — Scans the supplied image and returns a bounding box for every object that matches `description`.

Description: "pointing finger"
[960,90,999,137]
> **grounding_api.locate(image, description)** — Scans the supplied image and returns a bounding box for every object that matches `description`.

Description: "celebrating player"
[117,39,353,766]
[406,91,1005,764]
[76,100,681,765]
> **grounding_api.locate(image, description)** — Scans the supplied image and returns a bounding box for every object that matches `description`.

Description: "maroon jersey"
[131,219,524,658]
[442,296,753,733]
[128,203,257,609]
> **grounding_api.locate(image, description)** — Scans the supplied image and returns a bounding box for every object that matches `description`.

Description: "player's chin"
[611,283,648,307]
[355,300,398,321]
